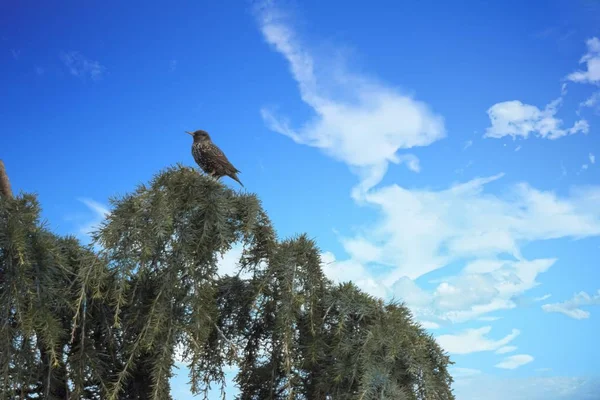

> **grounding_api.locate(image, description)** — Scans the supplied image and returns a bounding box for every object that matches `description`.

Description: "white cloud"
[479,316,502,321]
[60,51,106,80]
[321,251,387,299]
[396,154,421,173]
[542,290,600,319]
[453,375,600,400]
[495,354,534,370]
[590,153,596,164]
[326,173,600,323]
[534,294,551,302]
[484,98,589,140]
[78,198,110,237]
[339,238,383,264]
[463,140,473,150]
[173,342,186,364]
[359,175,600,282]
[216,244,253,279]
[567,37,600,85]
[35,66,44,75]
[169,59,178,72]
[515,145,522,152]
[495,345,517,354]
[420,321,440,330]
[253,1,600,327]
[437,326,520,355]
[450,367,482,379]
[580,91,600,109]
[254,1,445,193]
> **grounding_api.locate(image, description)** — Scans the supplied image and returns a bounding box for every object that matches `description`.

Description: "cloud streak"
[453,375,600,400]
[495,354,534,370]
[567,37,600,85]
[436,326,520,355]
[542,290,600,319]
[60,51,106,81]
[495,345,517,354]
[254,1,445,194]
[484,98,588,140]
[254,1,600,339]
[321,174,600,324]
[77,198,110,240]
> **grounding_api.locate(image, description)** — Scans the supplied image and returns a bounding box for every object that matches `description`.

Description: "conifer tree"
[0,162,117,399]
[75,165,455,399]
[1,162,455,399]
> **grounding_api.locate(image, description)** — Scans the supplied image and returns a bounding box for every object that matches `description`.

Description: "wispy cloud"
[495,354,534,370]
[454,160,474,175]
[579,153,595,173]
[479,316,501,321]
[77,198,110,238]
[420,321,440,329]
[484,97,588,140]
[323,174,600,323]
[436,326,520,355]
[10,49,20,60]
[353,174,600,280]
[169,59,177,72]
[215,243,255,280]
[254,1,600,330]
[254,1,445,195]
[450,367,482,379]
[453,374,600,400]
[542,290,600,319]
[396,154,421,173]
[580,91,600,109]
[495,345,517,354]
[567,37,600,85]
[463,140,473,150]
[60,51,106,80]
[318,173,600,325]
[35,66,45,75]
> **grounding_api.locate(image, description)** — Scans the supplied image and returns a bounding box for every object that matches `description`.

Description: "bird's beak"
[185,131,193,135]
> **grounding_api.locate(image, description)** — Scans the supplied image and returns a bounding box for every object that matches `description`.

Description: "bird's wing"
[208,143,240,172]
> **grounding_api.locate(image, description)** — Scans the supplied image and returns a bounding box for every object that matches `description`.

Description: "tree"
[1,163,455,399]
[0,181,116,398]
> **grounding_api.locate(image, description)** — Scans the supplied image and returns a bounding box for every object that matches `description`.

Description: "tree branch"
[0,160,13,199]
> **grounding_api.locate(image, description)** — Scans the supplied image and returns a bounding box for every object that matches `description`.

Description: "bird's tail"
[231,174,244,188]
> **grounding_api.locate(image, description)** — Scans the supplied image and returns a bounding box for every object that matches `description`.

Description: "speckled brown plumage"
[186,129,244,187]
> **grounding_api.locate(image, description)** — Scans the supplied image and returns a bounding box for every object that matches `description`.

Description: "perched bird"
[186,129,244,187]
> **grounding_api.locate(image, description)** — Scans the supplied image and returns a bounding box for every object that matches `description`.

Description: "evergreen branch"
[0,160,12,199]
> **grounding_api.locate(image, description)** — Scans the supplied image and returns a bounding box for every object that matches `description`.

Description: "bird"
[186,129,244,187]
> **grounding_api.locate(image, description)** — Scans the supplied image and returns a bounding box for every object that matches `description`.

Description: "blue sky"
[2,0,600,398]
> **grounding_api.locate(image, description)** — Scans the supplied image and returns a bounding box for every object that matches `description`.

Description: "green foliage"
[1,165,455,399]
[0,193,114,399]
